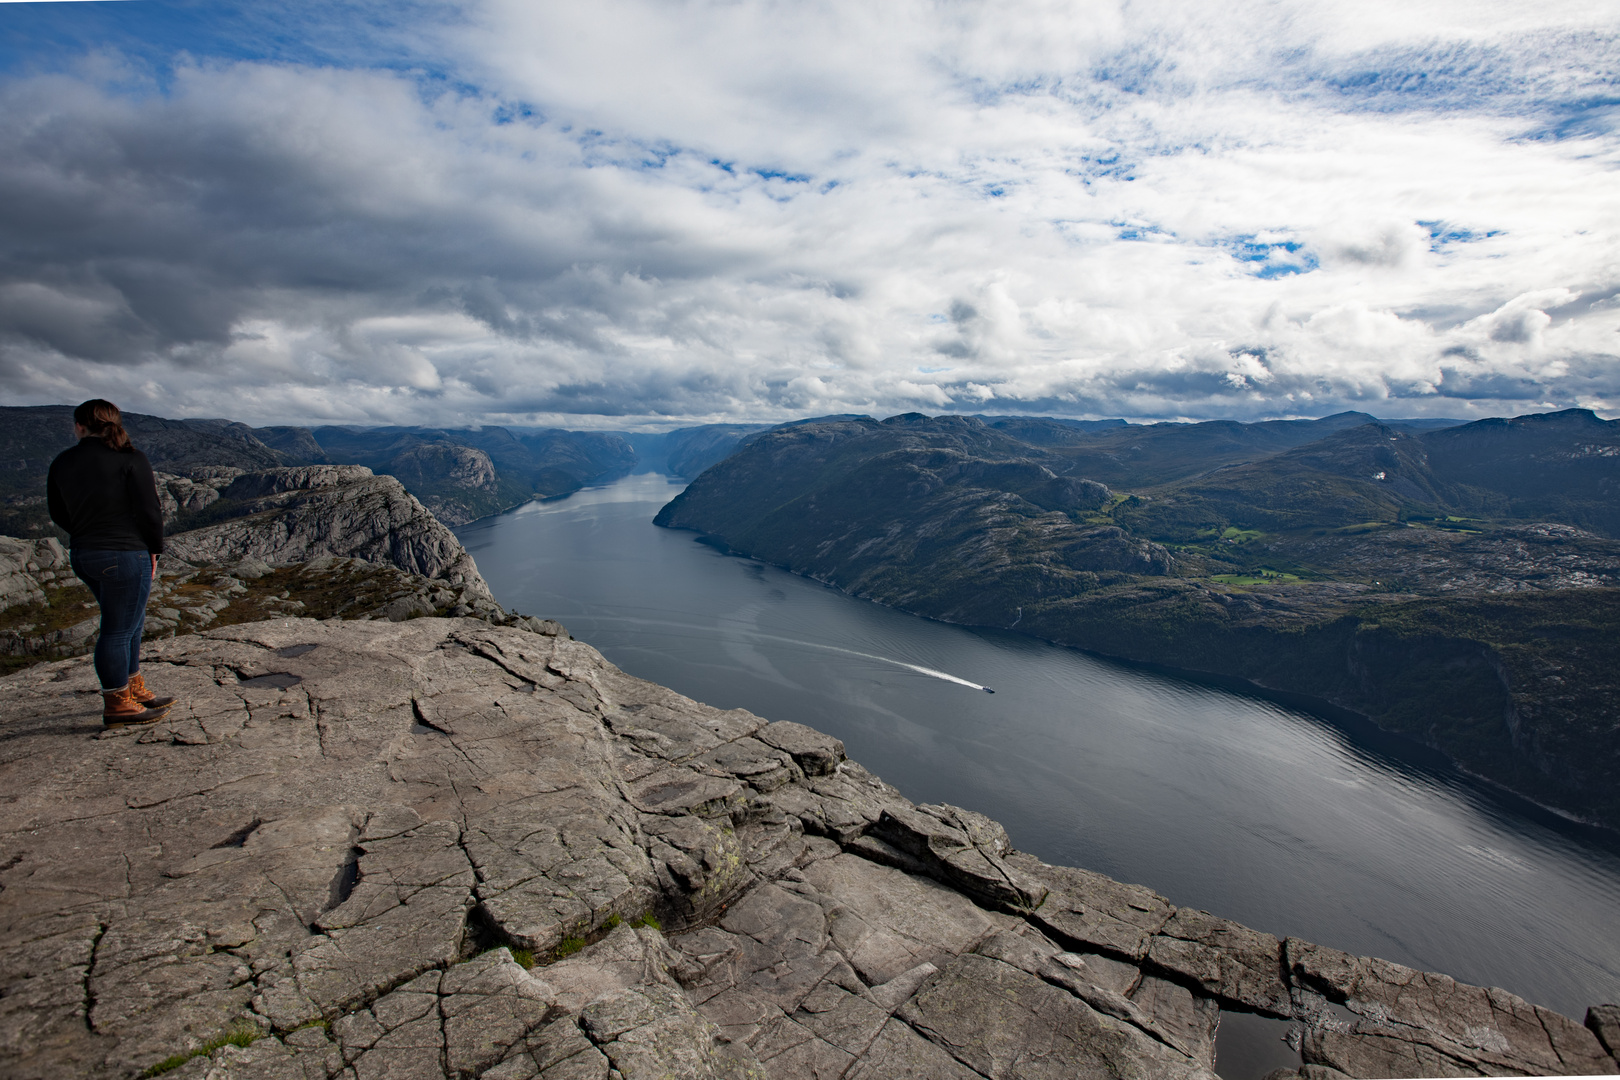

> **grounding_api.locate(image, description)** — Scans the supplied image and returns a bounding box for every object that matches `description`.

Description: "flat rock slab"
[0,616,1611,1079]
[897,952,1217,1080]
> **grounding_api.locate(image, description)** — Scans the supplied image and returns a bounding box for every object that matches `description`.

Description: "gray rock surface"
[0,536,69,611]
[155,470,241,522]
[164,466,493,604]
[384,444,503,528]
[1589,1004,1620,1063]
[0,536,101,669]
[0,618,1613,1078]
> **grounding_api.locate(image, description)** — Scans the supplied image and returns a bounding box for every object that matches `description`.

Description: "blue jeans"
[71,549,153,691]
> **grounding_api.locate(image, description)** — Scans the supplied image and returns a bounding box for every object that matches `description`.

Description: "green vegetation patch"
[1076,490,1134,525]
[1188,526,1265,544]
[1403,514,1484,533]
[0,580,97,676]
[475,909,647,972]
[164,497,257,535]
[208,562,439,626]
[140,1021,262,1077]
[1,580,96,635]
[535,911,659,966]
[1208,571,1300,586]
[4,557,459,677]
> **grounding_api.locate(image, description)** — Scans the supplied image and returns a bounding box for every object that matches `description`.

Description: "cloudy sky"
[1,0,1617,429]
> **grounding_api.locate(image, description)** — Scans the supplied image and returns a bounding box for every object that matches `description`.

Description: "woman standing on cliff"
[46,400,176,729]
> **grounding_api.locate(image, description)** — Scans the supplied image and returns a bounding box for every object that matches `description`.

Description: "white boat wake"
[822,645,989,692]
[580,614,993,692]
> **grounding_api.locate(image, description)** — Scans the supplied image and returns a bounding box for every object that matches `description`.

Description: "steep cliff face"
[153,468,241,521]
[389,444,498,489]
[381,443,506,526]
[250,426,332,465]
[164,465,493,603]
[0,618,1613,1079]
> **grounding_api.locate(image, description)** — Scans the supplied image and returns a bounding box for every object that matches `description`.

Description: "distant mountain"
[644,411,1470,479]
[656,409,1620,831]
[616,423,791,477]
[460,427,638,494]
[1420,409,1620,533]
[975,416,1127,446]
[252,425,333,464]
[654,414,1145,599]
[662,424,775,477]
[980,411,1394,489]
[1114,409,1620,541]
[1379,417,1467,431]
[306,425,637,525]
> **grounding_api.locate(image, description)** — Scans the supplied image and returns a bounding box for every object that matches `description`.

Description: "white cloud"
[0,0,1617,426]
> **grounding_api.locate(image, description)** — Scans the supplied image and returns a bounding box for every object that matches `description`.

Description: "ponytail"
[73,399,134,453]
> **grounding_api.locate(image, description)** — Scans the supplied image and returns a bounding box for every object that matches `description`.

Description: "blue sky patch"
[1114,221,1174,242]
[0,0,460,87]
[755,169,811,183]
[1417,220,1503,252]
[1219,236,1318,278]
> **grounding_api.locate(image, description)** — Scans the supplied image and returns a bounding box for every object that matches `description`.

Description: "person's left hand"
[151,554,158,581]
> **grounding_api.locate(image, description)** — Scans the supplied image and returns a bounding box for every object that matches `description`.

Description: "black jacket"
[47,438,166,554]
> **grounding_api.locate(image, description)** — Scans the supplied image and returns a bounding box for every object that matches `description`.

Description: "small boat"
[983,687,995,694]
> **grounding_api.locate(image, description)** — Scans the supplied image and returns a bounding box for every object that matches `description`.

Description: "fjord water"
[456,473,1620,1023]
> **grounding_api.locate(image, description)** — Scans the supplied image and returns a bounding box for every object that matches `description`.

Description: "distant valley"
[0,406,770,531]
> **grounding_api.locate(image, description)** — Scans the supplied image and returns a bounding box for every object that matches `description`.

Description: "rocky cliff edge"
[1,617,1615,1080]
[2,465,532,674]
[161,466,493,605]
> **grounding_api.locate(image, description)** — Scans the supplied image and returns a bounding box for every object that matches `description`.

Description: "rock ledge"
[0,618,1614,1079]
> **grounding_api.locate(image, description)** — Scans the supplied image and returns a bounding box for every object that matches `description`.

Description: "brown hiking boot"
[102,684,169,729]
[128,672,176,710]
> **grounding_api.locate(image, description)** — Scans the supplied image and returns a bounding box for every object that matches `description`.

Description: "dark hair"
[74,399,133,453]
